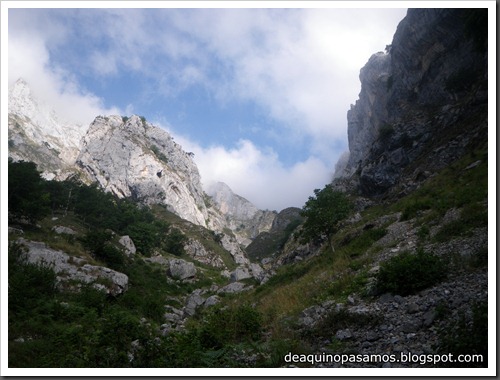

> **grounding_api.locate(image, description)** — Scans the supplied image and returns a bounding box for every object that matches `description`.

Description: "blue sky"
[7,4,408,211]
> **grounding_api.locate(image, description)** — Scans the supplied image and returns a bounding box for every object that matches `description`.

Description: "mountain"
[8,78,87,179]
[7,83,274,240]
[208,182,277,246]
[336,9,487,197]
[75,114,210,226]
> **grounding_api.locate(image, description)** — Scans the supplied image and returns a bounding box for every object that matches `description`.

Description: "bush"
[9,242,58,313]
[376,249,447,296]
[198,304,263,350]
[164,228,187,256]
[81,229,125,270]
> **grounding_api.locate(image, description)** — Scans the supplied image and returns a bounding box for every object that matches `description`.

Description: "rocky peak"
[208,182,277,246]
[76,115,210,226]
[8,78,87,176]
[337,9,488,197]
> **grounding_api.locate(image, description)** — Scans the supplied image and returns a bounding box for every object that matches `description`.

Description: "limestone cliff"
[208,182,277,246]
[338,9,488,196]
[76,115,210,227]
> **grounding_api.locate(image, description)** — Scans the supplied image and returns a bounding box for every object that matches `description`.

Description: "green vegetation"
[8,159,50,223]
[150,144,169,163]
[376,249,447,296]
[300,185,351,251]
[8,139,487,368]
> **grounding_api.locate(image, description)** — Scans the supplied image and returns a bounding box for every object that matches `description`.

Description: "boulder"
[203,295,220,308]
[230,267,251,282]
[52,225,77,235]
[167,259,196,280]
[217,282,251,294]
[184,289,206,316]
[119,235,136,256]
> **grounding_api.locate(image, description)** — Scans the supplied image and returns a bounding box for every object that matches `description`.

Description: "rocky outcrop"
[246,207,303,262]
[17,239,128,296]
[119,235,136,256]
[337,9,488,196]
[76,115,211,226]
[183,238,226,268]
[208,182,277,246]
[167,258,197,280]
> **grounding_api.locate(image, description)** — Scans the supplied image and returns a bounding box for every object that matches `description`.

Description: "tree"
[300,184,351,252]
[8,159,50,223]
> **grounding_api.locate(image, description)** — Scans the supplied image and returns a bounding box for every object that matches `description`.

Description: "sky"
[6,3,408,211]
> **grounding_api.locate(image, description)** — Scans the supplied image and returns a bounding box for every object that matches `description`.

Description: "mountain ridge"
[8,83,274,244]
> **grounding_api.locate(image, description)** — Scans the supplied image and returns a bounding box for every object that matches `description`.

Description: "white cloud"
[166,8,407,159]
[8,30,120,125]
[173,135,332,211]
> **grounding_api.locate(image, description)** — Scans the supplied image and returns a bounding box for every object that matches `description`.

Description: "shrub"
[164,228,187,256]
[9,242,58,313]
[376,249,447,296]
[198,304,263,350]
[81,230,125,270]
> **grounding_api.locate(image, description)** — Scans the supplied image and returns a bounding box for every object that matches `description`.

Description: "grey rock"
[422,309,437,327]
[219,234,249,265]
[203,295,220,308]
[52,226,77,235]
[217,282,251,294]
[168,259,196,280]
[334,9,487,198]
[230,267,251,282]
[335,329,353,341]
[119,235,136,256]
[18,238,128,296]
[378,293,394,304]
[393,295,405,304]
[365,331,381,342]
[77,115,209,226]
[184,238,225,268]
[8,227,24,235]
[208,181,277,247]
[400,321,421,334]
[184,290,206,316]
[406,303,420,314]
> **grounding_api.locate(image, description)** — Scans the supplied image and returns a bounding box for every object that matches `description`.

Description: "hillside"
[7,8,490,370]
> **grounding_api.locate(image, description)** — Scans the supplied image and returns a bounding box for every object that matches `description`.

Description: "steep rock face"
[339,9,488,196]
[245,207,303,262]
[208,182,277,246]
[76,115,210,226]
[8,79,87,178]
